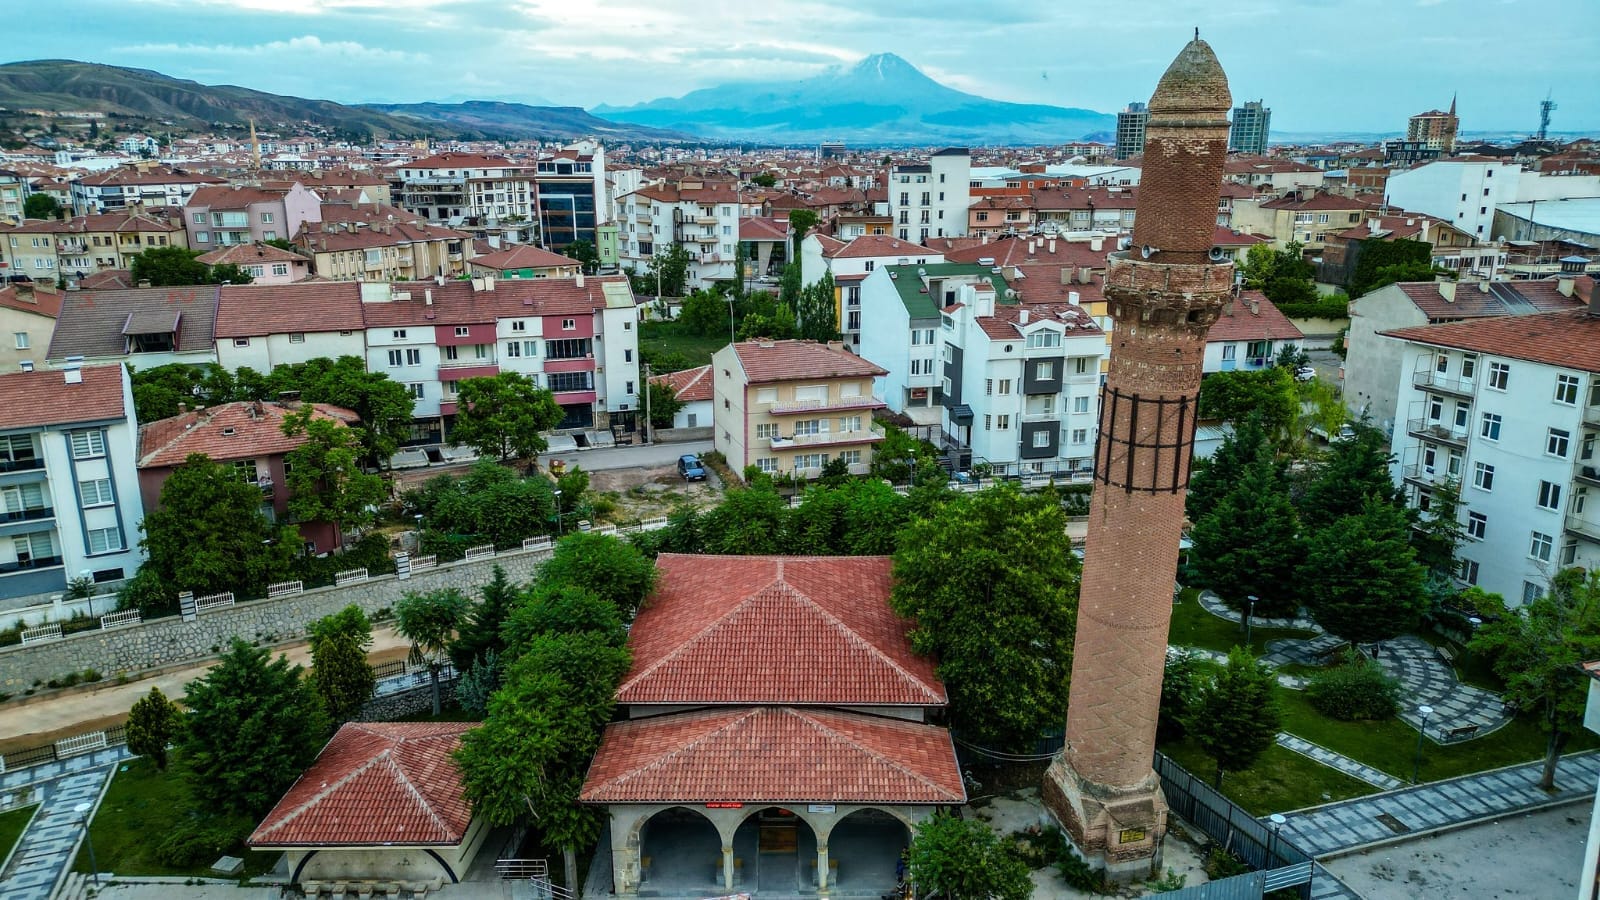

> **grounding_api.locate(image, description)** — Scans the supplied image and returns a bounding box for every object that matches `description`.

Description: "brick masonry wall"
[0,548,550,692]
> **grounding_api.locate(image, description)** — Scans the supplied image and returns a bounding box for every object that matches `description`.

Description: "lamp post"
[74,801,99,886]
[1244,594,1259,649]
[553,489,563,536]
[1412,704,1434,784]
[1267,813,1286,868]
[904,457,916,489]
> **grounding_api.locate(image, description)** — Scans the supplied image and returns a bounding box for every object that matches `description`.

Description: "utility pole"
[643,362,653,445]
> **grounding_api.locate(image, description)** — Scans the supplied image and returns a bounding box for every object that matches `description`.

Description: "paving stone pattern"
[1275,734,1405,790]
[0,766,111,900]
[1278,750,1600,858]
[1198,589,1322,633]
[1373,636,1514,739]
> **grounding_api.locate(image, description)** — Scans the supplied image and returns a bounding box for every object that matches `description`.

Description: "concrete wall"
[1285,316,1348,345]
[0,547,550,692]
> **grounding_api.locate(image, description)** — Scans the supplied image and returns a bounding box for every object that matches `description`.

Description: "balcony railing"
[1405,419,1468,446]
[0,554,63,575]
[1412,370,1477,397]
[1566,514,1600,544]
[766,397,885,416]
[1577,464,1600,488]
[0,506,54,524]
[1400,463,1455,486]
[0,457,44,473]
[769,424,886,449]
[1584,406,1600,430]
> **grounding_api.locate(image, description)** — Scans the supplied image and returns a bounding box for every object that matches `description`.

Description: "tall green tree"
[1197,368,1299,443]
[891,484,1079,751]
[501,584,626,661]
[1299,420,1404,529]
[23,193,60,220]
[678,289,730,337]
[1186,413,1270,523]
[1412,478,1467,579]
[308,605,376,723]
[778,261,803,311]
[126,686,181,770]
[129,362,241,423]
[633,244,692,298]
[787,209,819,258]
[450,566,523,671]
[796,273,839,342]
[451,372,564,461]
[209,263,254,285]
[395,589,471,715]
[180,639,330,817]
[129,246,214,286]
[1190,454,1304,619]
[750,172,777,188]
[1189,647,1281,787]
[539,533,657,619]
[406,461,558,550]
[645,379,684,430]
[906,811,1034,900]
[565,239,599,274]
[139,453,299,600]
[1300,497,1428,646]
[281,407,385,543]
[1471,570,1600,790]
[698,486,788,555]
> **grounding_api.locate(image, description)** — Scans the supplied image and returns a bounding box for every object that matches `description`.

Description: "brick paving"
[0,765,113,900]
[1275,734,1405,790]
[1373,635,1514,739]
[1198,588,1322,632]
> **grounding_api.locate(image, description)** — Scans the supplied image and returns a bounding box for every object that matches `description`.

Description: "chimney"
[424,288,433,306]
[1048,238,1057,254]
[1068,290,1081,305]
[137,280,152,288]
[1558,277,1576,298]
[1061,268,1073,285]
[1439,281,1456,302]
[576,271,585,288]
[1090,236,1104,252]
[1078,266,1092,284]
[484,274,495,291]
[1249,298,1260,316]
[63,355,83,384]
[1019,309,1030,325]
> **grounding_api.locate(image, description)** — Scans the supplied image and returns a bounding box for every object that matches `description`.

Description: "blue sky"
[10,0,1599,134]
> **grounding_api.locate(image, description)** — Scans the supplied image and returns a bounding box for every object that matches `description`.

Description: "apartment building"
[1382,285,1600,604]
[392,152,537,243]
[1030,186,1138,234]
[48,286,220,370]
[1115,103,1148,160]
[71,164,227,214]
[1229,100,1272,155]
[183,183,321,249]
[535,143,608,252]
[1,212,188,282]
[937,284,1105,476]
[885,149,969,243]
[1230,191,1380,253]
[1202,292,1305,374]
[799,234,944,351]
[467,245,582,280]
[0,282,60,373]
[0,363,145,601]
[712,339,887,479]
[294,202,472,282]
[196,243,312,285]
[1379,161,1600,243]
[1223,157,1326,194]
[1407,100,1459,153]
[0,170,24,224]
[213,282,367,373]
[615,178,742,290]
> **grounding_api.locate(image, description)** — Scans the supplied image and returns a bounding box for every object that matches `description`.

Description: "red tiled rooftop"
[0,282,62,319]
[1206,291,1305,343]
[0,365,128,431]
[249,722,474,847]
[620,555,943,707]
[652,364,713,403]
[824,234,936,260]
[214,282,365,337]
[1382,307,1600,374]
[469,244,581,272]
[580,706,964,805]
[195,242,306,267]
[138,401,359,468]
[729,341,888,384]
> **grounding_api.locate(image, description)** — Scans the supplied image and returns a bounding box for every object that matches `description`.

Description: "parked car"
[677,454,707,481]
[1294,364,1317,382]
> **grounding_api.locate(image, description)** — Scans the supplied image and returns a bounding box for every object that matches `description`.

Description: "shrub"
[1204,845,1250,880]
[1306,650,1400,720]
[1056,848,1106,892]
[155,822,243,868]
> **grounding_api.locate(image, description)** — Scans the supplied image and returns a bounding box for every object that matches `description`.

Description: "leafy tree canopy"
[1300,496,1428,645]
[126,686,181,770]
[1197,367,1299,441]
[281,406,385,540]
[540,532,657,619]
[1191,454,1304,619]
[1189,647,1281,787]
[451,372,563,461]
[906,811,1033,900]
[1298,419,1404,529]
[139,453,299,600]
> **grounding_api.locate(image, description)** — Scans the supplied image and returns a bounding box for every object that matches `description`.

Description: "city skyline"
[7,0,1598,136]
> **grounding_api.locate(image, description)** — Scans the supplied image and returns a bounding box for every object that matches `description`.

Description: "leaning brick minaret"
[1043,35,1233,881]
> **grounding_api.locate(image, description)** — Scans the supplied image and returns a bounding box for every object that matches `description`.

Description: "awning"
[949,404,975,425]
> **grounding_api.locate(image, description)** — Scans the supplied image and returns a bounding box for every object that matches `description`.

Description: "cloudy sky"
[12,0,1600,134]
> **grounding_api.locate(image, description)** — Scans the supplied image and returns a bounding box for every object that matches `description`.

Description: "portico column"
[723,845,735,890]
[817,842,830,895]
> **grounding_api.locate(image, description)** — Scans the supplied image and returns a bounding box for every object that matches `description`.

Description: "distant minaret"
[1043,34,1234,882]
[249,118,262,171]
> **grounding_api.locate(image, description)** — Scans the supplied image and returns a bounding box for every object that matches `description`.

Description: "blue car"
[677,454,707,481]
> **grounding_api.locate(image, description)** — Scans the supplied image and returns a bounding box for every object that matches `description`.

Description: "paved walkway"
[0,764,112,900]
[1276,734,1405,790]
[1277,750,1600,858]
[1198,589,1322,633]
[1372,635,1513,739]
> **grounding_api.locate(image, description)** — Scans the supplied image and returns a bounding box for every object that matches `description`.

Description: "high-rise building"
[1229,99,1271,154]
[1043,36,1235,881]
[1408,96,1460,153]
[1115,102,1148,159]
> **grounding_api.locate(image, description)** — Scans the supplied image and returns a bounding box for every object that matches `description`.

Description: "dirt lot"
[589,463,725,522]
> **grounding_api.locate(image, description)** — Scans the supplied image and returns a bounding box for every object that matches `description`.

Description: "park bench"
[1442,723,1480,742]
[1436,645,1457,666]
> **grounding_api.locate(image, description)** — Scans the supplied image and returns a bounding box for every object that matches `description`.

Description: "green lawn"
[72,757,279,878]
[1168,594,1320,657]
[639,321,728,371]
[0,804,38,865]
[1157,739,1374,816]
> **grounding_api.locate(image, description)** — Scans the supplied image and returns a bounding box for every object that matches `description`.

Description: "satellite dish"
[1141,245,1156,259]
[1208,246,1227,261]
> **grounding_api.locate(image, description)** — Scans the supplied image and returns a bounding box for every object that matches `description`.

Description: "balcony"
[693,234,718,245]
[1405,418,1468,447]
[769,424,886,449]
[1584,406,1600,430]
[1400,463,1455,488]
[767,397,887,416]
[57,240,87,254]
[1567,514,1600,544]
[437,362,499,380]
[0,506,53,524]
[1578,464,1600,489]
[635,213,652,225]
[1412,370,1476,398]
[695,216,719,226]
[0,457,44,474]
[0,554,63,575]
[699,254,722,265]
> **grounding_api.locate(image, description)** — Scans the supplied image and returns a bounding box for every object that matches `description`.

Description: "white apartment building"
[799,234,945,351]
[0,364,145,603]
[615,179,742,291]
[393,152,537,240]
[70,165,227,214]
[1383,284,1600,605]
[858,263,996,427]
[1384,160,1600,244]
[886,149,970,244]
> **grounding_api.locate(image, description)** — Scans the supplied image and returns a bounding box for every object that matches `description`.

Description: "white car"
[1294,365,1317,382]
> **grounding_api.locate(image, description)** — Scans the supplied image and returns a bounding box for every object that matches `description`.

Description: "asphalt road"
[546,438,713,472]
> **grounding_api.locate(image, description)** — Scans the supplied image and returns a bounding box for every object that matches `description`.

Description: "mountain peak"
[848,53,927,82]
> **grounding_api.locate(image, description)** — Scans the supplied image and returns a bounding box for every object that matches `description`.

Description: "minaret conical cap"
[1148,37,1231,116]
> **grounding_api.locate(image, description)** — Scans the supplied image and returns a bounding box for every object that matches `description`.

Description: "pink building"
[195,242,311,284]
[184,182,323,249]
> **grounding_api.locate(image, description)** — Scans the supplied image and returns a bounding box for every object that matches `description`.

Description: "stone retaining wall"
[357,675,462,721]
[0,548,551,692]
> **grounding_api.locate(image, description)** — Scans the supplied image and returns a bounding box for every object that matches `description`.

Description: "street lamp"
[1244,595,1259,649]
[1412,704,1434,784]
[73,801,99,886]
[904,458,916,489]
[1267,813,1286,867]
[553,489,563,536]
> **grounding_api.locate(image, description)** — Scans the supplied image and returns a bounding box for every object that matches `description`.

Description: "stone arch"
[630,805,725,893]
[731,805,822,893]
[820,807,913,892]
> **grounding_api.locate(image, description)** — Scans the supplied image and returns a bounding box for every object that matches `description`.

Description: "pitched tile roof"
[75,269,133,291]
[652,364,713,403]
[195,242,306,267]
[213,280,360,338]
[579,706,964,805]
[1392,279,1585,321]
[0,282,62,319]
[729,341,888,385]
[354,275,632,329]
[943,235,1106,269]
[138,401,359,468]
[824,234,936,260]
[48,286,218,361]
[1206,291,1306,342]
[973,302,1102,341]
[620,555,943,706]
[1381,308,1600,374]
[249,722,474,847]
[468,244,581,272]
[739,217,789,242]
[0,365,129,431]
[186,184,288,209]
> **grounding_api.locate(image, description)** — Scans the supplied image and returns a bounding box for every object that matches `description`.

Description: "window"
[1467,511,1487,540]
[996,415,1011,430]
[511,320,526,332]
[1025,331,1062,348]
[195,231,209,243]
[405,348,422,366]
[192,212,205,224]
[392,329,407,340]
[840,415,862,432]
[13,332,27,350]
[444,345,460,362]
[288,332,305,344]
[997,379,1012,395]
[624,349,633,363]
[1472,461,1494,491]
[1460,559,1480,585]
[985,379,993,396]
[1032,430,1051,448]
[1072,428,1089,444]
[547,371,592,392]
[1480,413,1501,441]
[1075,357,1090,375]
[562,318,576,330]
[443,380,459,396]
[407,383,425,399]
[1222,344,1237,361]
[1487,361,1509,390]
[1548,428,1572,458]
[1072,396,1090,414]
[909,359,932,376]
[78,478,114,507]
[795,419,822,436]
[1523,581,1542,605]
[86,526,123,555]
[271,263,288,277]
[1036,361,1055,381]
[70,430,105,459]
[14,531,54,565]
[864,261,875,272]
[455,326,471,337]
[505,342,521,358]
[1538,480,1563,511]
[756,457,778,473]
[260,211,274,223]
[984,414,992,431]
[839,449,862,465]
[387,349,404,367]
[756,423,779,441]
[1530,530,1554,562]
[1556,374,1581,405]
[1436,354,1449,374]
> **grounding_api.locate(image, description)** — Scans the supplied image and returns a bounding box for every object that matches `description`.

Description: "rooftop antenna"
[1537,91,1556,143]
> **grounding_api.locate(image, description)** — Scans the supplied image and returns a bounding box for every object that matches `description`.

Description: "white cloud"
[113,35,423,65]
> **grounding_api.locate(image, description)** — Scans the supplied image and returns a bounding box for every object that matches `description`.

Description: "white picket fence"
[522,536,553,552]
[335,568,369,586]
[19,623,62,645]
[409,555,438,572]
[463,544,495,561]
[99,609,141,630]
[267,580,304,599]
[54,730,107,758]
[194,591,236,613]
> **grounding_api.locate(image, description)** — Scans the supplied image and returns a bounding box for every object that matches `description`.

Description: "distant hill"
[362,100,693,142]
[593,53,1115,146]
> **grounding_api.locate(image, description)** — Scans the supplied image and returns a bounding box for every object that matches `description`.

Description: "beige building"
[294,201,472,281]
[0,282,61,372]
[712,339,888,479]
[1230,191,1381,254]
[0,212,188,283]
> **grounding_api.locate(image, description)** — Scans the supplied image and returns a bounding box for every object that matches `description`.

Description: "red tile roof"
[195,242,305,267]
[739,217,789,242]
[652,364,713,403]
[0,365,128,430]
[353,275,631,329]
[75,269,133,291]
[468,244,580,272]
[76,166,226,187]
[621,555,944,706]
[138,401,359,468]
[214,282,365,337]
[943,235,1106,269]
[186,184,288,209]
[1381,308,1600,374]
[0,283,62,319]
[1259,192,1381,211]
[729,340,888,385]
[580,706,964,804]
[823,234,935,260]
[973,302,1102,341]
[249,722,474,847]
[1206,291,1306,342]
